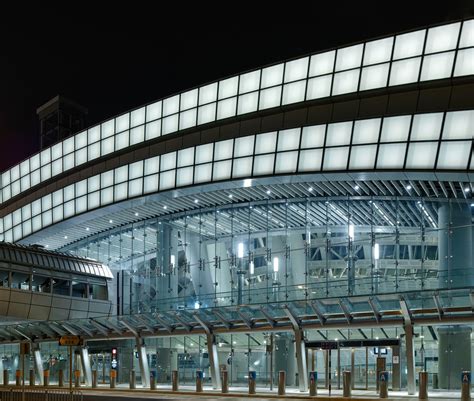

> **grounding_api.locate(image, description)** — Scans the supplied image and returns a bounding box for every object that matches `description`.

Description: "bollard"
[221,370,228,394]
[43,369,49,387]
[278,370,286,396]
[343,371,351,398]
[129,369,136,389]
[309,371,317,396]
[418,371,428,400]
[379,371,388,398]
[110,369,116,389]
[248,370,256,395]
[150,372,156,390]
[74,369,81,387]
[58,369,63,387]
[15,369,21,386]
[29,369,35,386]
[196,370,203,393]
[172,370,178,392]
[461,371,471,401]
[92,370,97,388]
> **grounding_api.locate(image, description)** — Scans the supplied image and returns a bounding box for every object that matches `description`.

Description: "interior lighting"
[374,243,380,260]
[273,257,279,272]
[349,224,355,241]
[249,261,255,275]
[237,243,244,258]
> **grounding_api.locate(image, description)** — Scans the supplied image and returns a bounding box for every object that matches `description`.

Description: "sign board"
[379,371,389,382]
[59,335,81,346]
[392,356,399,364]
[462,372,471,383]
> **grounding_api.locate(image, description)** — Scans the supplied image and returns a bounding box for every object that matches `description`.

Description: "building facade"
[0,19,472,393]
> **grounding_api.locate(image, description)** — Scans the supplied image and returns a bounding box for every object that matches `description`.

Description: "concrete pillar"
[404,324,416,395]
[136,339,150,388]
[33,348,44,386]
[438,326,472,389]
[294,330,308,392]
[438,203,473,289]
[207,334,221,390]
[80,347,92,387]
[188,234,214,306]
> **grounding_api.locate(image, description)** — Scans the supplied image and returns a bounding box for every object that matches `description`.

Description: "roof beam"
[309,300,326,325]
[120,320,139,337]
[400,297,412,325]
[193,313,212,335]
[154,315,172,333]
[173,313,192,332]
[283,305,301,330]
[260,307,277,328]
[433,293,444,320]
[368,297,381,323]
[338,299,353,324]
[213,310,231,329]
[236,308,253,329]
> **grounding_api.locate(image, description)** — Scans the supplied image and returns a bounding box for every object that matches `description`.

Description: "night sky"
[1,3,472,171]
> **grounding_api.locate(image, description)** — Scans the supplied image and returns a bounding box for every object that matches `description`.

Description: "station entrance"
[306,339,400,391]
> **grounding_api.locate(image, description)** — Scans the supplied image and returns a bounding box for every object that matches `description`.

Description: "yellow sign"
[59,335,81,346]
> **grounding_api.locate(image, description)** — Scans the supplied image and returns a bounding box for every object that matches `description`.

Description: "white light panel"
[40,148,51,166]
[88,142,100,161]
[352,118,381,144]
[239,70,260,94]
[101,137,114,156]
[30,154,40,170]
[130,126,145,145]
[198,103,216,125]
[217,97,237,120]
[442,110,474,139]
[306,75,332,100]
[261,64,284,88]
[144,174,159,193]
[194,163,212,183]
[161,152,176,171]
[360,63,390,90]
[199,83,218,104]
[215,139,233,160]
[232,157,253,178]
[162,114,179,135]
[420,52,455,81]
[253,154,275,175]
[326,121,352,146]
[335,44,363,71]
[275,151,298,173]
[51,159,62,176]
[130,107,146,127]
[454,48,474,77]
[179,108,197,130]
[349,145,377,170]
[389,57,421,86]
[332,69,360,96]
[437,140,471,169]
[195,143,213,164]
[376,143,407,168]
[40,165,51,181]
[145,120,161,140]
[100,188,114,206]
[115,114,130,133]
[277,128,301,151]
[101,170,113,187]
[323,147,349,170]
[144,156,160,175]
[380,116,411,142]
[282,81,306,105]
[101,120,115,138]
[115,131,129,150]
[75,180,87,197]
[363,37,393,65]
[393,30,426,59]
[405,142,438,168]
[425,22,461,53]
[129,161,143,179]
[178,148,195,167]
[460,20,474,47]
[213,160,232,180]
[238,92,259,114]
[176,167,194,186]
[301,125,326,148]
[114,183,128,201]
[255,132,277,154]
[160,170,176,190]
[63,185,74,201]
[234,136,254,157]
[180,89,198,110]
[218,77,238,99]
[259,86,282,110]
[410,113,443,140]
[128,178,143,198]
[163,95,180,116]
[284,57,309,82]
[52,143,62,160]
[309,50,335,76]
[146,101,162,122]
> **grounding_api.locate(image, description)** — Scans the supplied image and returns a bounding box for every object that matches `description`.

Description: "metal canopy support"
[155,315,172,333]
[368,297,381,322]
[33,346,44,386]
[260,307,277,328]
[194,313,221,390]
[433,293,444,320]
[283,305,308,392]
[338,299,353,324]
[236,308,253,329]
[136,338,150,388]
[400,297,415,395]
[174,313,192,332]
[213,310,231,329]
[80,346,93,387]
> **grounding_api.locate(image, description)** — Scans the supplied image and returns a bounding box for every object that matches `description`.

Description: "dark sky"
[1,2,472,171]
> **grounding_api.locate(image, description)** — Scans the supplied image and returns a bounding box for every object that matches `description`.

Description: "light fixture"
[163,205,167,210]
[243,179,252,188]
[237,243,244,258]
[406,185,412,190]
[375,337,379,340]
[266,190,271,195]
[273,257,279,272]
[374,243,380,260]
[471,203,474,207]
[109,219,113,224]
[170,255,175,267]
[194,199,199,204]
[464,187,471,193]
[64,235,68,239]
[228,194,233,199]
[308,187,313,192]
[194,301,200,310]
[354,185,359,190]
[85,227,90,231]
[45,245,49,248]
[349,224,355,241]
[335,338,338,341]
[249,261,255,275]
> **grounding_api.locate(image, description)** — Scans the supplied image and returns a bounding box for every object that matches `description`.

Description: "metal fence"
[0,389,83,401]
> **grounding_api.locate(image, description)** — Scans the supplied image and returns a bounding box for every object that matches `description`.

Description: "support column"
[136,338,150,388]
[206,334,221,390]
[80,347,92,387]
[294,329,308,392]
[392,345,401,390]
[33,347,44,386]
[404,324,415,395]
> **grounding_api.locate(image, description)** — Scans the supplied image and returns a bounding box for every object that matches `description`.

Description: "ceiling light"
[163,205,167,210]
[354,185,359,190]
[228,194,233,199]
[85,227,90,231]
[64,236,68,239]
[194,199,199,204]
[406,185,412,190]
[308,187,313,192]
[134,212,139,217]
[266,190,271,195]
[243,179,252,188]
[464,187,471,193]
[109,219,113,223]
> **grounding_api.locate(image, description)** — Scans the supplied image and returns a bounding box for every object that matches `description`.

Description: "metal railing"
[0,389,82,401]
